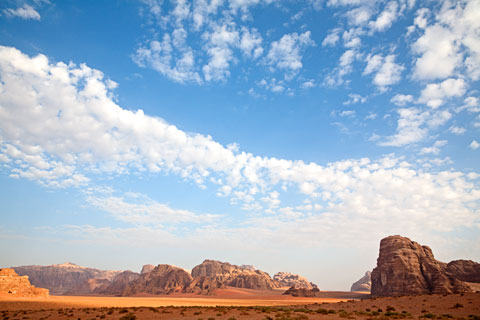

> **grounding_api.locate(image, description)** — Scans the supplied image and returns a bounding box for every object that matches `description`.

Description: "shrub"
[119,313,136,320]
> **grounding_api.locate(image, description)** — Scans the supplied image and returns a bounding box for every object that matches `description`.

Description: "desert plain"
[1,290,479,320]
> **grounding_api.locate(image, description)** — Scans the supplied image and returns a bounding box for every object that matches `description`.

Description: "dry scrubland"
[0,292,479,320]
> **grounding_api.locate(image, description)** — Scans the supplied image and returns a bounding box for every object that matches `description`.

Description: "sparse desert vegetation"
[0,292,479,320]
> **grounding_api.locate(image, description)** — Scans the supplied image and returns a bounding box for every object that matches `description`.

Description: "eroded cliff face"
[13,263,121,295]
[123,265,193,296]
[371,235,472,296]
[351,271,371,292]
[140,264,155,274]
[94,271,141,295]
[446,260,480,283]
[0,268,49,297]
[188,259,279,294]
[273,272,315,290]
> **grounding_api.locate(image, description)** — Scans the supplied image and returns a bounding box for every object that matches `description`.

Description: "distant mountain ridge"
[13,263,122,295]
[11,260,316,296]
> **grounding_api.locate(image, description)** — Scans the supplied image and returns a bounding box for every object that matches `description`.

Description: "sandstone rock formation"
[188,259,278,294]
[141,264,155,274]
[371,235,472,296]
[94,271,140,296]
[446,260,480,283]
[240,265,256,271]
[283,284,320,297]
[0,268,49,297]
[123,265,193,296]
[273,272,314,289]
[14,262,121,295]
[351,271,371,292]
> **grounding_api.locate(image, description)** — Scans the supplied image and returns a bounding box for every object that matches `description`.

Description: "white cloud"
[266,31,315,77]
[412,0,480,81]
[301,80,316,88]
[363,54,404,90]
[3,4,41,20]
[471,140,480,150]
[324,49,362,87]
[413,8,429,29]
[1,46,480,253]
[86,192,219,225]
[340,110,356,117]
[346,7,372,26]
[365,113,377,120]
[202,22,239,81]
[133,33,202,84]
[238,27,263,58]
[343,93,366,105]
[419,78,467,108]
[456,97,480,113]
[449,126,466,135]
[391,94,414,106]
[322,29,341,46]
[380,108,451,147]
[369,1,399,32]
[420,140,448,155]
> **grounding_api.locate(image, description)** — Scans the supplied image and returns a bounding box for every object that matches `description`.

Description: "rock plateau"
[188,259,278,294]
[13,263,121,295]
[273,272,315,289]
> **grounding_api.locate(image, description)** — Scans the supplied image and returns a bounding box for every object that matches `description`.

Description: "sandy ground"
[0,289,367,309]
[0,291,478,320]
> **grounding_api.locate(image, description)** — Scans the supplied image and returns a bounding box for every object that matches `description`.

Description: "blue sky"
[0,0,479,290]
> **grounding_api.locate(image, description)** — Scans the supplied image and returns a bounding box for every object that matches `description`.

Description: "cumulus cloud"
[3,4,41,20]
[418,78,467,108]
[322,28,341,46]
[324,49,361,86]
[391,94,414,106]
[380,108,451,147]
[344,93,366,105]
[1,46,480,253]
[133,32,202,84]
[369,1,399,32]
[346,7,372,26]
[449,126,466,135]
[412,0,480,81]
[420,140,447,155]
[471,140,480,150]
[363,54,404,90]
[266,31,315,78]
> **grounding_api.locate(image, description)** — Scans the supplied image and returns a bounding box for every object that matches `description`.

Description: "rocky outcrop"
[283,284,320,297]
[446,260,480,283]
[240,265,256,271]
[0,268,49,297]
[123,265,193,296]
[13,262,121,295]
[94,271,140,296]
[188,260,278,294]
[351,271,371,292]
[273,272,314,289]
[371,235,472,296]
[141,264,155,274]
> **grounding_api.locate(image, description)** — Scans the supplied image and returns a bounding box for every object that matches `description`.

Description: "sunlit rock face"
[371,235,473,296]
[13,263,121,295]
[351,271,371,292]
[0,268,49,297]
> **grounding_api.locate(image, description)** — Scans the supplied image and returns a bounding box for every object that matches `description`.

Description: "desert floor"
[0,290,479,320]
